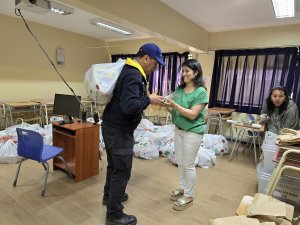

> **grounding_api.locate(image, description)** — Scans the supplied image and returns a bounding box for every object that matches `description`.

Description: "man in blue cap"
[102,43,165,225]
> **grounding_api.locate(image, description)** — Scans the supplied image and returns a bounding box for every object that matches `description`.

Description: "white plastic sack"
[262,131,278,146]
[84,59,125,105]
[168,150,177,165]
[134,141,159,159]
[137,119,155,131]
[195,146,216,168]
[202,134,229,155]
[0,139,18,163]
[159,139,174,157]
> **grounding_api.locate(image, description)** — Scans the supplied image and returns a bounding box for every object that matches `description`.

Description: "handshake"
[148,91,178,106]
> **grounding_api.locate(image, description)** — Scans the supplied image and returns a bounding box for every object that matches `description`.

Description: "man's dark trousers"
[102,123,134,218]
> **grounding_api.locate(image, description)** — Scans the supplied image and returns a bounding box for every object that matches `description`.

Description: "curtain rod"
[207,44,300,52]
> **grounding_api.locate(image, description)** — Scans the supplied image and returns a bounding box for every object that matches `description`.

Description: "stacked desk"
[31,99,54,125]
[0,101,41,126]
[206,107,236,136]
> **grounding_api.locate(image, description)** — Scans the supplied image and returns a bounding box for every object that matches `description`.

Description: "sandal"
[170,189,184,201]
[173,197,193,211]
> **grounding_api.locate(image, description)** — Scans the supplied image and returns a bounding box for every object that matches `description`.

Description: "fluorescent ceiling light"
[50,1,74,16]
[90,18,133,35]
[271,0,295,18]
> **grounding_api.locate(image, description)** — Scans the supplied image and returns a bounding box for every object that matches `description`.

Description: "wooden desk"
[207,107,236,115]
[31,99,54,125]
[0,101,41,126]
[206,107,236,136]
[52,121,99,182]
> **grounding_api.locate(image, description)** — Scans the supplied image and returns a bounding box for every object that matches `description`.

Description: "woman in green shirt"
[163,59,208,211]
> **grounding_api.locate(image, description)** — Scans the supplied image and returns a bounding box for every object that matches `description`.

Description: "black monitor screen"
[53,94,81,118]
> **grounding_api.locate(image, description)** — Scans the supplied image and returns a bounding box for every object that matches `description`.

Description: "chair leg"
[219,120,223,135]
[56,156,73,178]
[253,137,257,164]
[229,129,243,161]
[41,162,50,197]
[236,129,246,153]
[242,138,251,153]
[41,163,47,170]
[230,125,233,142]
[13,158,25,187]
[258,135,263,160]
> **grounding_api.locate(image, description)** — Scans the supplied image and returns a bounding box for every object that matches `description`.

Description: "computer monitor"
[53,93,81,124]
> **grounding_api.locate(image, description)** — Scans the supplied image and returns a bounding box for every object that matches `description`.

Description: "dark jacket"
[102,61,150,132]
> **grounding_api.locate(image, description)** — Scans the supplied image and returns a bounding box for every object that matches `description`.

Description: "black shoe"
[106,214,137,225]
[102,193,129,206]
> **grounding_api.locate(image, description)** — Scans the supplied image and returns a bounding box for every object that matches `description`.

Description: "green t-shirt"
[172,87,208,134]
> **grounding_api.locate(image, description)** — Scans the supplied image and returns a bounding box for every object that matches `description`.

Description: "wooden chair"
[266,147,300,196]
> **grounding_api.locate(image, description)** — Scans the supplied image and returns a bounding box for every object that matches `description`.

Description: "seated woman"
[260,86,299,134]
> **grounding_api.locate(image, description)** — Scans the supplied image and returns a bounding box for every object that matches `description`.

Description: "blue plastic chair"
[13,128,73,197]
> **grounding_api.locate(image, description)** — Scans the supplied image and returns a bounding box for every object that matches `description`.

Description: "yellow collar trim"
[125,58,147,81]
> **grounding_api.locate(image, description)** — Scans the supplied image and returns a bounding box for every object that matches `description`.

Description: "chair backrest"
[206,111,223,134]
[16,128,44,162]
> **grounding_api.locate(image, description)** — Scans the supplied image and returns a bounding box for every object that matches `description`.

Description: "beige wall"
[108,38,189,55]
[209,24,300,50]
[0,14,110,101]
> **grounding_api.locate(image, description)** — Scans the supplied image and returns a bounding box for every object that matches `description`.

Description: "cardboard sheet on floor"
[235,193,294,225]
[208,215,261,225]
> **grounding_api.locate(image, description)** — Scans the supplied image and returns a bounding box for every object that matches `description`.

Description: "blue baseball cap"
[138,43,165,66]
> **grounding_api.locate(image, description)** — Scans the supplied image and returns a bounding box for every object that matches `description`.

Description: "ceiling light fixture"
[90,18,133,35]
[271,0,295,18]
[50,1,74,16]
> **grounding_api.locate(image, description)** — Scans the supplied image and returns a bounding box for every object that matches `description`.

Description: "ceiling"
[1,0,300,42]
[161,0,300,32]
[0,0,150,41]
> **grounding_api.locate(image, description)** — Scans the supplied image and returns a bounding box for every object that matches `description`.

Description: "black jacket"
[102,63,150,132]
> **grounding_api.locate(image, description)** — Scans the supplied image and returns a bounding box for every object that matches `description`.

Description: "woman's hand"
[162,98,177,109]
[258,114,270,124]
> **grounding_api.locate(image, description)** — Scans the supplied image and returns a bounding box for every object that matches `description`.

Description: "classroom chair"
[13,128,73,197]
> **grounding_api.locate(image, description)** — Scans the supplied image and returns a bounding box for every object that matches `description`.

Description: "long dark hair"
[266,86,289,114]
[178,59,206,89]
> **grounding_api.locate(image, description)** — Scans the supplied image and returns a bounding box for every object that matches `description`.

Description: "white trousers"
[175,127,203,198]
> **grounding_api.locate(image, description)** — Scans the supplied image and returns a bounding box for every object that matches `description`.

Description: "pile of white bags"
[133,119,175,159]
[201,134,229,155]
[84,59,125,105]
[168,134,228,168]
[133,119,229,169]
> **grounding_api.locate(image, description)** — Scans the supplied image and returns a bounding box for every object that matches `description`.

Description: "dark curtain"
[208,47,298,114]
[111,52,189,95]
[292,49,300,112]
[111,54,136,62]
